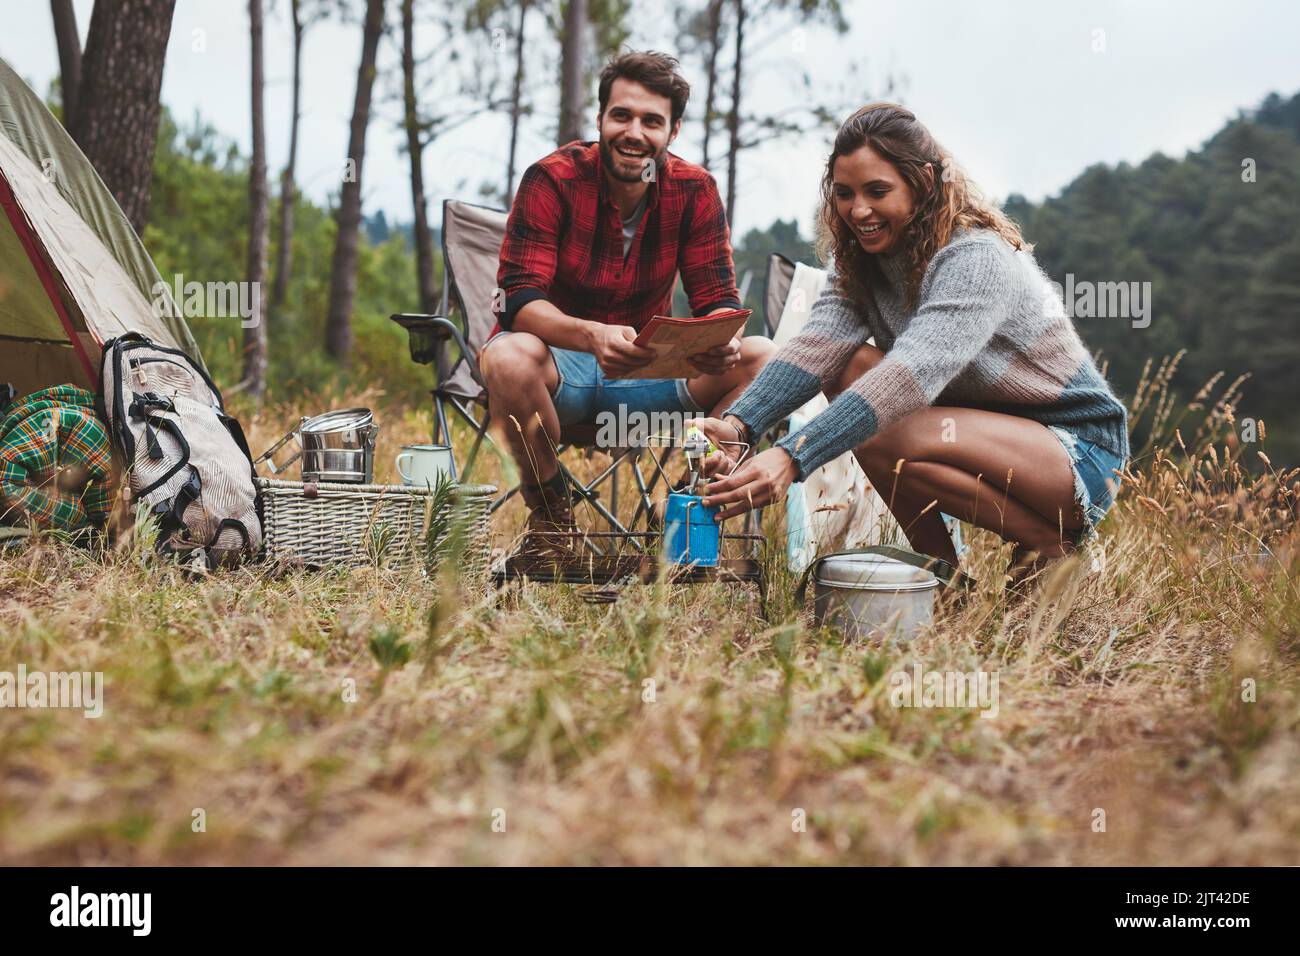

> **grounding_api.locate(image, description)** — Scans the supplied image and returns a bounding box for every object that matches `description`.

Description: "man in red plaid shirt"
[482,50,773,556]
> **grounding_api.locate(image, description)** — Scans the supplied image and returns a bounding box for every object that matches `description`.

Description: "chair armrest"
[388,313,488,392]
[390,313,454,365]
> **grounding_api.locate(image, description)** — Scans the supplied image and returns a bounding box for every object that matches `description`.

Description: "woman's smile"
[854,220,889,246]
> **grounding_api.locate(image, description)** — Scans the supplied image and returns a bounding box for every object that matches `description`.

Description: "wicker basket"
[255,477,495,572]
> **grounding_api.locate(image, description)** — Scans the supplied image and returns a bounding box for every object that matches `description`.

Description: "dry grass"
[0,373,1296,865]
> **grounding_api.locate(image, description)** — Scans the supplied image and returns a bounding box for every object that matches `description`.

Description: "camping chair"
[390,199,709,559]
[762,253,796,337]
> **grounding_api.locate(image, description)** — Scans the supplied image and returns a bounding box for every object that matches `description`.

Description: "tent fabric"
[0,156,96,384]
[1,135,186,364]
[0,184,62,343]
[0,55,205,396]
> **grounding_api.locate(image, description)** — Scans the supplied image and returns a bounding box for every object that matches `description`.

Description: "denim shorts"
[1047,425,1125,539]
[481,331,705,427]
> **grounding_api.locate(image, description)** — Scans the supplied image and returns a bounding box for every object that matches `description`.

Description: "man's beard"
[600,137,663,183]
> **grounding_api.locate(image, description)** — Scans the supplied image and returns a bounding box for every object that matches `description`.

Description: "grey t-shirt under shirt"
[621,191,649,260]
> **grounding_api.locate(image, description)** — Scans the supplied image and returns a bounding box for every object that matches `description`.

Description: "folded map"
[616,308,752,380]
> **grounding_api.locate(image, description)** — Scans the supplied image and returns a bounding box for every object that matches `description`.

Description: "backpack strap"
[216,411,253,461]
[129,402,191,498]
[210,517,255,559]
[217,410,264,521]
[152,470,203,554]
[151,475,256,562]
[129,393,175,461]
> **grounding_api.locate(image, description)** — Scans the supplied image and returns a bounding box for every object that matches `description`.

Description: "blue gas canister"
[663,493,720,566]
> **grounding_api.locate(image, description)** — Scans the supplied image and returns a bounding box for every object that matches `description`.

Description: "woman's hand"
[701,446,798,520]
[691,416,750,478]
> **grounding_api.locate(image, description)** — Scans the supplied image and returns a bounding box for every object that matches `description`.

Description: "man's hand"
[687,335,742,377]
[589,324,657,378]
[701,446,798,520]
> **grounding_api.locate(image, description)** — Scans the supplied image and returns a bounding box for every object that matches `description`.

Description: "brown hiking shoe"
[515,478,582,560]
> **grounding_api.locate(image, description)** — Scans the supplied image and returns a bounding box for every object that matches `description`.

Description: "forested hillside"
[1006,91,1300,465]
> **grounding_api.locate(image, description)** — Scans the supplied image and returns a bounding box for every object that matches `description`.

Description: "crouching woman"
[698,103,1130,579]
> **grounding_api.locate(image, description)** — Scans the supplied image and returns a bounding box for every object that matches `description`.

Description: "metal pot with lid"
[800,547,943,642]
[255,408,380,484]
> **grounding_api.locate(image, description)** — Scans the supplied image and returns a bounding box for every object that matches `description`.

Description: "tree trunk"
[557,0,587,146]
[325,0,386,362]
[402,0,436,315]
[242,0,269,399]
[701,0,721,171]
[725,0,745,229]
[505,0,529,206]
[271,0,304,309]
[69,0,177,235]
[50,0,82,127]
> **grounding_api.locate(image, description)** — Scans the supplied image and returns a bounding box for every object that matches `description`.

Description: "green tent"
[0,55,204,397]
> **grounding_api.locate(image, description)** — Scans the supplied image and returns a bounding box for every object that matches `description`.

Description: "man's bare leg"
[480,332,582,557]
[480,332,562,485]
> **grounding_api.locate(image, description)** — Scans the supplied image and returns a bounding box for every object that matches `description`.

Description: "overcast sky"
[4,0,1299,238]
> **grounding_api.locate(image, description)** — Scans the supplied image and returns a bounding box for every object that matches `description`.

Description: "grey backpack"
[98,333,261,566]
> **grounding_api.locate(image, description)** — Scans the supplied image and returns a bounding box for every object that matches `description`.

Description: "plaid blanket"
[0,385,113,532]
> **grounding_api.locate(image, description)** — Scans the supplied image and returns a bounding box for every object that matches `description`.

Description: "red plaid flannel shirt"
[493,141,741,337]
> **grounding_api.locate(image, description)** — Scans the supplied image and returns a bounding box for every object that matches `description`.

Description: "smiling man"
[482,50,773,557]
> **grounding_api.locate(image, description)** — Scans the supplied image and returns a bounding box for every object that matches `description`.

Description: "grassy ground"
[1,367,1296,865]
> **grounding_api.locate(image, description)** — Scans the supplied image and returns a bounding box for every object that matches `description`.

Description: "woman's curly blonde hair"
[815,103,1028,309]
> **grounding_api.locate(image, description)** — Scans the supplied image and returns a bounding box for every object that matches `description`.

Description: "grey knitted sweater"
[725,228,1130,480]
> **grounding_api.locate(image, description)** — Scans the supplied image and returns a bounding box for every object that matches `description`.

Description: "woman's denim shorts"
[1046,425,1125,541]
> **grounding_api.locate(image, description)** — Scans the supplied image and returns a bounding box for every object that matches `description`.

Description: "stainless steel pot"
[300,408,378,483]
[256,408,379,484]
[811,551,939,642]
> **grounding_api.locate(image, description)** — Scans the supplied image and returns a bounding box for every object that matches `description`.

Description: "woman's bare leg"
[856,406,1083,561]
[856,454,961,564]
[825,344,1083,565]
[825,345,958,562]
